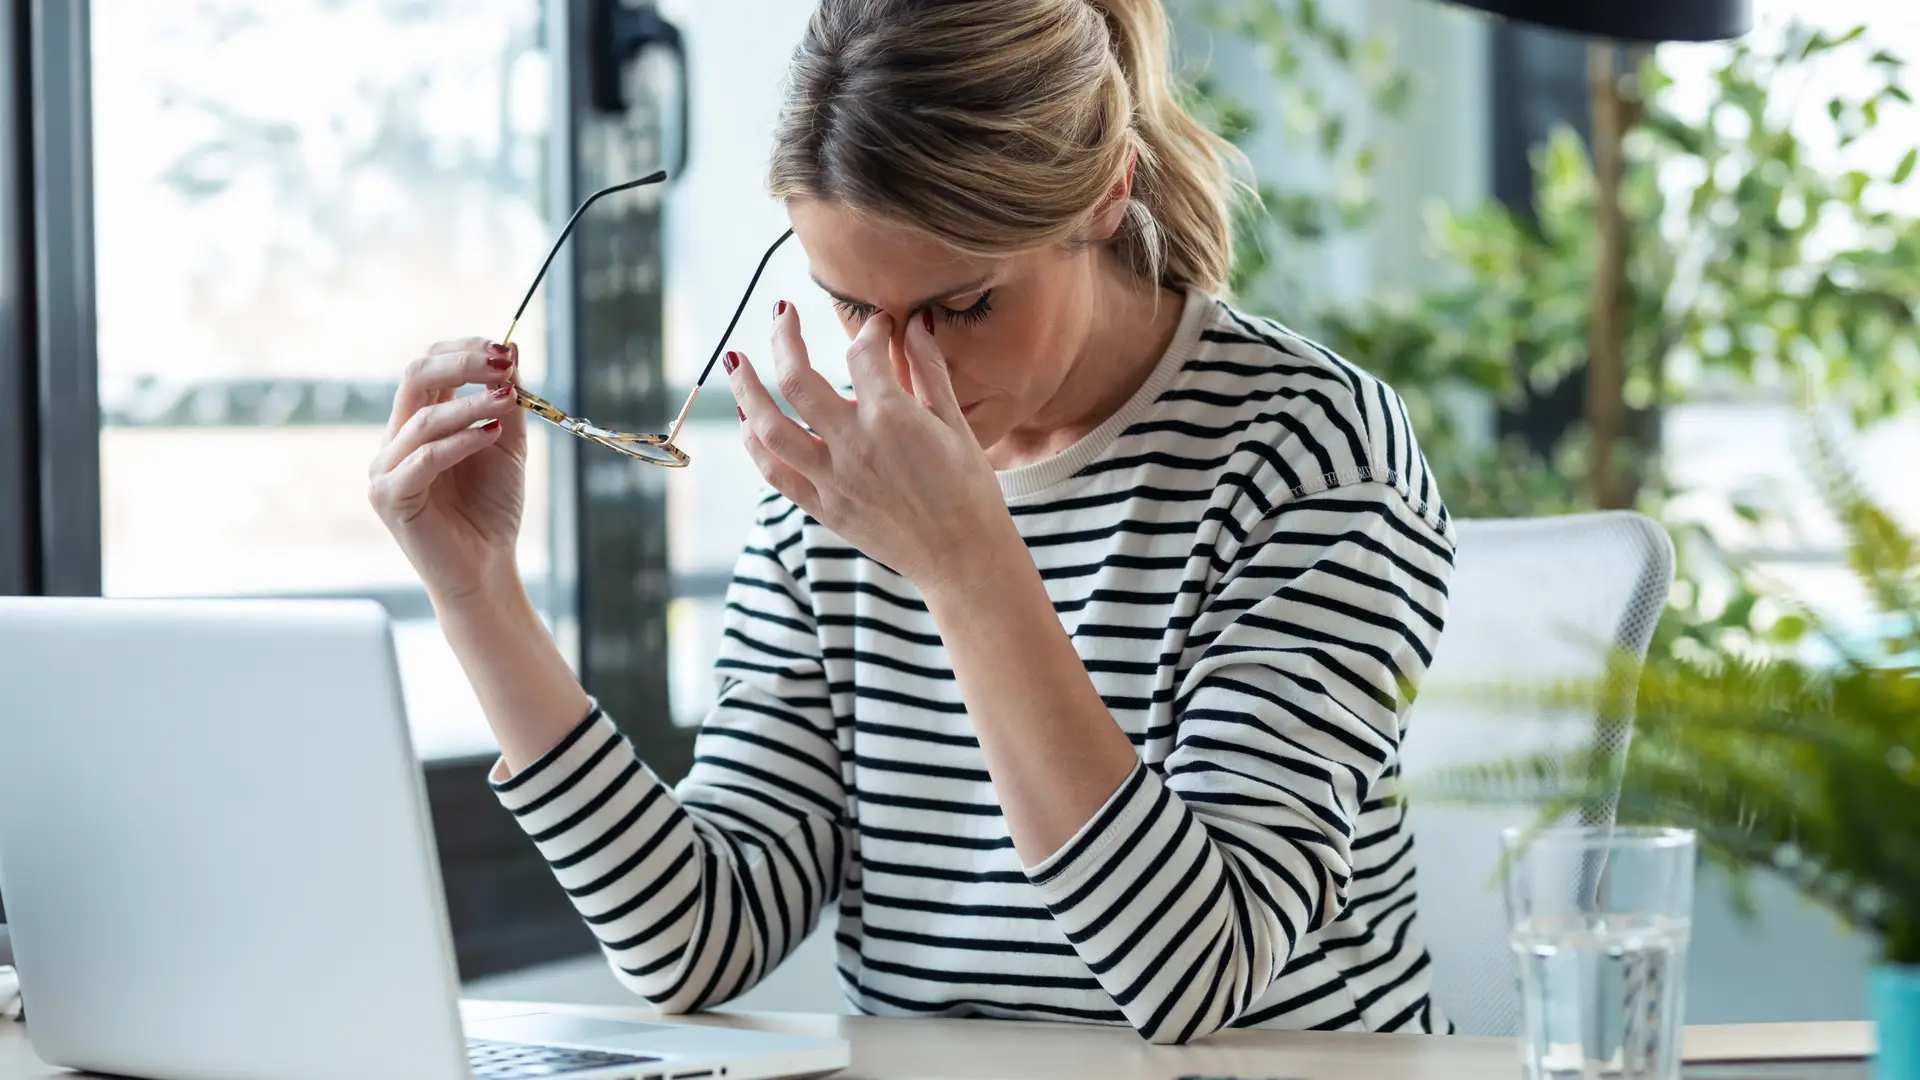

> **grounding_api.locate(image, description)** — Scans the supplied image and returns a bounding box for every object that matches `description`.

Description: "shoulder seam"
[1264,470,1454,546]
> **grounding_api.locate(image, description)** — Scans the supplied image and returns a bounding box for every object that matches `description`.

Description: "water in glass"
[1512,912,1690,1080]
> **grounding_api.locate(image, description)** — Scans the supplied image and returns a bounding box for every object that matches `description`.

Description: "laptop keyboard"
[467,1037,662,1078]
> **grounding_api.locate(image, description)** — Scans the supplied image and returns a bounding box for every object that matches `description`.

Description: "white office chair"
[1399,511,1675,1036]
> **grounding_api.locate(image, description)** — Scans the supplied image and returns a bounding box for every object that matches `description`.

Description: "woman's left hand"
[727,304,1014,596]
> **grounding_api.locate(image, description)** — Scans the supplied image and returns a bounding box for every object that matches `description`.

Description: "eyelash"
[834,290,995,329]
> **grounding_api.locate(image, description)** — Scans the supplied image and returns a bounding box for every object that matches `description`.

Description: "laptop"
[0,596,849,1080]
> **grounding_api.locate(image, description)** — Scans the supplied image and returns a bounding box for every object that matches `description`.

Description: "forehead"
[788,198,1002,305]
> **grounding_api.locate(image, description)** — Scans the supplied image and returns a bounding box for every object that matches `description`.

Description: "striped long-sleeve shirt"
[492,290,1456,1043]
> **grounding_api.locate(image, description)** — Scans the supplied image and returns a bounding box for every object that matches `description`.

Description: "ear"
[1084,147,1138,242]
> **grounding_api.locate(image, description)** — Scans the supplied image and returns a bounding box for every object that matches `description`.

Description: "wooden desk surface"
[0,999,1874,1080]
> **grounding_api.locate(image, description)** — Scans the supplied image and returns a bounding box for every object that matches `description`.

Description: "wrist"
[430,568,536,634]
[918,517,1035,612]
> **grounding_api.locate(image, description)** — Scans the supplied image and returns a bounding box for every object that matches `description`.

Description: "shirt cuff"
[488,704,615,812]
[1022,761,1163,893]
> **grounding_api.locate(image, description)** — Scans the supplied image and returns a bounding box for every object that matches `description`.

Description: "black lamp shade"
[1441,0,1751,43]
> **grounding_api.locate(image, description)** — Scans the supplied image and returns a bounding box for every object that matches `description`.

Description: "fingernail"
[479,418,502,431]
[737,406,746,421]
[485,342,507,357]
[774,300,789,318]
[920,309,935,335]
[491,384,515,399]
[487,356,512,371]
[723,351,740,374]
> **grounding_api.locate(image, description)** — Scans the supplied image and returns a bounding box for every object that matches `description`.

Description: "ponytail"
[1090,0,1242,294]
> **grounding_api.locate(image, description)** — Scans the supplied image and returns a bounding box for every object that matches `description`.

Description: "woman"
[370,0,1454,1044]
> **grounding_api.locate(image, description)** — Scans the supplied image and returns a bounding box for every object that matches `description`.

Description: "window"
[90,0,566,761]
[51,0,686,978]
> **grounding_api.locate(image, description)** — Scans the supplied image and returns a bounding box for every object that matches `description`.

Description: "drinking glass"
[1504,826,1698,1080]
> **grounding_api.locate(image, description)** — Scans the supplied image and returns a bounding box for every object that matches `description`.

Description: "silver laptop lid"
[0,597,470,1080]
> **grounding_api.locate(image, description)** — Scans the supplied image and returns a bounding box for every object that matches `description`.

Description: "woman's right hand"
[368,337,528,608]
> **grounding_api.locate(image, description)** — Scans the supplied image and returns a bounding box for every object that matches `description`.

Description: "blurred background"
[2,0,1912,1023]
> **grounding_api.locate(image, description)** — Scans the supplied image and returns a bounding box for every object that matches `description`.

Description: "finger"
[387,340,517,439]
[904,309,966,427]
[368,419,505,522]
[844,311,906,405]
[490,392,529,455]
[730,351,831,478]
[769,302,853,433]
[426,336,493,357]
[372,383,520,476]
[742,427,823,520]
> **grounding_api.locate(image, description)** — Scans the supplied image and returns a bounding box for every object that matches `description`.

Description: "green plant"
[1191,8,1920,662]
[1430,432,1920,964]
[1185,0,1410,300]
[1324,23,1920,502]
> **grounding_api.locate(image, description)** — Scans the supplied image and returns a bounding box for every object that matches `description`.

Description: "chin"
[960,404,1007,449]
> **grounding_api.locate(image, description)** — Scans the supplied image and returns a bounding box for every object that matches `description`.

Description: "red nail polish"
[485,342,507,356]
[487,356,512,371]
[774,300,789,317]
[737,406,746,421]
[921,309,935,335]
[723,351,740,374]
[479,418,502,431]
[491,384,514,399]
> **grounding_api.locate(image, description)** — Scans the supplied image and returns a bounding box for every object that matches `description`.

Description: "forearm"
[923,531,1303,1042]
[491,704,792,1011]
[921,525,1139,867]
[434,576,594,773]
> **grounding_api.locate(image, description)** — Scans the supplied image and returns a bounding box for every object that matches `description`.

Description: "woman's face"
[787,198,1103,452]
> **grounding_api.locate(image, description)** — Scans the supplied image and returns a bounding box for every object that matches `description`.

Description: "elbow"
[1139,1023,1207,1047]
[1121,973,1258,1045]
[604,941,711,1014]
[609,964,696,1015]
[611,967,713,1016]
[1130,1009,1234,1046]
[1122,937,1281,1045]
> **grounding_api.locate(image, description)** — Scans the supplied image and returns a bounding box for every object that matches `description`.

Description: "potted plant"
[1433,433,1918,1077]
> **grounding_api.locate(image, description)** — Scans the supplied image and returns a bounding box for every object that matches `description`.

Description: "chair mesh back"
[1400,512,1674,1036]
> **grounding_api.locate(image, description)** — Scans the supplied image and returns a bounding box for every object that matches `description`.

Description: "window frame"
[0,0,37,606]
[2,0,100,601]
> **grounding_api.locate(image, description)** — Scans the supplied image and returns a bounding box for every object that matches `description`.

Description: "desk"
[0,1000,1875,1079]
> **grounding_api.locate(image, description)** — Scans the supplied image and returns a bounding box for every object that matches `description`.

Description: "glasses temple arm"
[501,170,668,346]
[667,227,796,441]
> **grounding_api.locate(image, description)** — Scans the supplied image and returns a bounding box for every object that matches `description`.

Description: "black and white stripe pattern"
[493,291,1456,1043]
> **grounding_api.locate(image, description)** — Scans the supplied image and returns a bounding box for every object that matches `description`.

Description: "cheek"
[938,323,1019,390]
[953,309,1066,393]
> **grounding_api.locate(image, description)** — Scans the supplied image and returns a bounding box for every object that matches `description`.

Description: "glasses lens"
[597,435,689,468]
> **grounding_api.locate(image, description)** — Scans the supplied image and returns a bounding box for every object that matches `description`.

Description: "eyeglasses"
[501,170,793,468]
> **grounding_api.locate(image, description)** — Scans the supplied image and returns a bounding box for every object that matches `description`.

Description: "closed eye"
[831,289,995,329]
[831,298,879,323]
[941,290,994,327]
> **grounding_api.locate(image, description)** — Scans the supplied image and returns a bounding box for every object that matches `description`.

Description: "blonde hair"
[769,0,1241,296]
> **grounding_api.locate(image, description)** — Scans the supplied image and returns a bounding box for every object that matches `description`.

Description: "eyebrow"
[809,273,995,311]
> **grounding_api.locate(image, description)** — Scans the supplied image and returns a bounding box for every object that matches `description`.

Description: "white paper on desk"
[0,965,19,1020]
